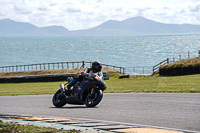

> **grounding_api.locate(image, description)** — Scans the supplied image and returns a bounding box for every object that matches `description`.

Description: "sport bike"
[52,74,106,107]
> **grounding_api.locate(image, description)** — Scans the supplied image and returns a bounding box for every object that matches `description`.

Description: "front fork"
[60,83,67,98]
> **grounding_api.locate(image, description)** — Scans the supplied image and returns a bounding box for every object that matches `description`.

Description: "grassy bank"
[161,57,200,69]
[0,72,200,96]
[159,57,200,76]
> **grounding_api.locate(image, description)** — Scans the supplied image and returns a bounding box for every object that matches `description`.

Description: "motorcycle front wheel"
[85,89,103,107]
[52,89,67,107]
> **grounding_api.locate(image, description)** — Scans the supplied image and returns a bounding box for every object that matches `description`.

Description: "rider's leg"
[67,75,83,89]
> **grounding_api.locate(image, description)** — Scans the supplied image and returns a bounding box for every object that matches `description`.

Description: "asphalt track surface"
[0,93,200,132]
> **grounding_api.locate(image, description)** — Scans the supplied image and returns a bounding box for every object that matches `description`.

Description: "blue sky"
[0,0,200,30]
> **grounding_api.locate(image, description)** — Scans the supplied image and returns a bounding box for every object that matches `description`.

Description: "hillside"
[1,17,200,36]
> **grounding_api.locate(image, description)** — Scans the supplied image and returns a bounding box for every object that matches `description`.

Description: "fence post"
[62,62,64,69]
[199,50,200,57]
[82,61,85,68]
[44,63,46,70]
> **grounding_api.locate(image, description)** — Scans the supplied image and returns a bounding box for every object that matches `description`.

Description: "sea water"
[0,34,200,74]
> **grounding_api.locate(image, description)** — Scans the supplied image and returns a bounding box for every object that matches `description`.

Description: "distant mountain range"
[1,16,200,36]
[0,19,70,36]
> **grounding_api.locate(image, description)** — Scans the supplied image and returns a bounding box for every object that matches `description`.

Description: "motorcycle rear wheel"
[85,89,103,107]
[52,89,67,107]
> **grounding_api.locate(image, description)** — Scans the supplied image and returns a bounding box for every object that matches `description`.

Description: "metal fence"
[124,66,153,76]
[153,58,169,73]
[0,61,170,76]
[0,61,125,74]
[0,61,155,75]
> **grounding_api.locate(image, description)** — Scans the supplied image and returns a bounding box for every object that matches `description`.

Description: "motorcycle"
[52,74,106,107]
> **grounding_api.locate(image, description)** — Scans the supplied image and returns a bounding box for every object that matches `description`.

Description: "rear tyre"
[85,89,103,107]
[52,89,67,107]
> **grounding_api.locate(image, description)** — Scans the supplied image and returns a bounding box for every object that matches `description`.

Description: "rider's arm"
[81,67,91,76]
[97,72,104,80]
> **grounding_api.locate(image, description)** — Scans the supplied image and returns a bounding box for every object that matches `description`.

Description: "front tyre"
[85,89,103,107]
[52,89,67,107]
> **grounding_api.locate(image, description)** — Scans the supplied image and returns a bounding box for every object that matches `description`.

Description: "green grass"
[105,73,200,93]
[0,120,77,133]
[0,72,200,96]
[0,81,61,96]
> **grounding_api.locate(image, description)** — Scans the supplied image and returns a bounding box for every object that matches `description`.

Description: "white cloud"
[0,0,200,30]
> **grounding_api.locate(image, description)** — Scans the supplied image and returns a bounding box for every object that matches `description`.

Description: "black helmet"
[92,61,102,73]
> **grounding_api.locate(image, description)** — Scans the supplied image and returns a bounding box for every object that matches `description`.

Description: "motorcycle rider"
[65,61,106,94]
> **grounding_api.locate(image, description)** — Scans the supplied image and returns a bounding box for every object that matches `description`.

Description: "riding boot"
[67,85,71,91]
[65,85,71,95]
